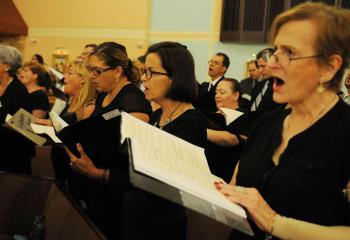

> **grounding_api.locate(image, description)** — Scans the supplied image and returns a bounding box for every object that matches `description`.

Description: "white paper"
[50,98,67,115]
[30,123,62,143]
[219,108,244,125]
[49,111,68,132]
[121,112,246,218]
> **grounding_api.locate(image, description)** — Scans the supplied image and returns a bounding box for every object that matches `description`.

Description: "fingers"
[64,145,77,160]
[76,143,87,158]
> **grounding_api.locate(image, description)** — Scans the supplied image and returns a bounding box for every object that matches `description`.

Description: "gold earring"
[317,82,325,93]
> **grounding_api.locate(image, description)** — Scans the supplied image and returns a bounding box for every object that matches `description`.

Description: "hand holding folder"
[121,112,253,235]
[50,109,121,168]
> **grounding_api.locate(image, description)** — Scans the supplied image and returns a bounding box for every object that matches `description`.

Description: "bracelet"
[101,169,109,184]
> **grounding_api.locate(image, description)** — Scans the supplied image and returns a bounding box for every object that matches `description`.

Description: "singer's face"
[215,80,238,109]
[88,55,117,93]
[19,67,37,85]
[141,53,171,103]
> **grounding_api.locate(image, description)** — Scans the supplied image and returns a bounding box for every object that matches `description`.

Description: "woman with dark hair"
[65,41,152,239]
[121,41,207,240]
[19,62,50,119]
[0,44,34,174]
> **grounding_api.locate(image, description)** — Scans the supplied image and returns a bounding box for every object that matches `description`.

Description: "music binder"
[50,109,121,168]
[3,108,47,145]
[121,112,253,236]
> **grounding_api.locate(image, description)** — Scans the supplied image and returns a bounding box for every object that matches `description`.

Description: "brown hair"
[22,61,48,88]
[90,42,140,85]
[269,2,350,91]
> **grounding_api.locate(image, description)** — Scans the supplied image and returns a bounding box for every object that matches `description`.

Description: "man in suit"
[250,48,281,113]
[240,60,261,98]
[195,52,230,114]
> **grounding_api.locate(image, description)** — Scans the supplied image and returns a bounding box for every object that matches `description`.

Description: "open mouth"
[273,77,285,86]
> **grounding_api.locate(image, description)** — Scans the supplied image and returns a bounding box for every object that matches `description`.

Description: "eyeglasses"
[141,68,168,80]
[87,66,115,76]
[208,60,222,66]
[264,52,322,67]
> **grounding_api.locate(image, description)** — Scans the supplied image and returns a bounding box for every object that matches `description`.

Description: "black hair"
[91,42,139,85]
[216,52,230,69]
[146,41,197,103]
[33,54,44,65]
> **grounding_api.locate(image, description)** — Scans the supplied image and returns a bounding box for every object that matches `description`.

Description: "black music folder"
[121,112,253,236]
[50,109,121,168]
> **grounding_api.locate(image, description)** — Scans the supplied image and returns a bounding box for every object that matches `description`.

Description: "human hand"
[215,183,276,233]
[65,143,103,180]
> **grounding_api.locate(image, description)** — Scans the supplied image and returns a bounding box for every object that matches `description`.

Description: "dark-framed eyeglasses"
[141,68,169,80]
[264,52,322,67]
[87,66,115,76]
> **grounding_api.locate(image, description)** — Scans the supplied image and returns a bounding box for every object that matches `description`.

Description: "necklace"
[287,95,338,131]
[160,103,182,128]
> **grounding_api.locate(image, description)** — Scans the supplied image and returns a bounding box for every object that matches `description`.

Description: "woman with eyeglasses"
[65,41,152,239]
[215,3,350,240]
[120,41,207,240]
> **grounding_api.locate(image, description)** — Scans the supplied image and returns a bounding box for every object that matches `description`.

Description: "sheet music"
[121,112,246,218]
[4,109,46,145]
[50,98,67,115]
[49,111,68,132]
[30,123,62,143]
[219,108,244,125]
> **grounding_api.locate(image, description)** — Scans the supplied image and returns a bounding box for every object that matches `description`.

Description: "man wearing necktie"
[194,52,230,114]
[250,48,281,113]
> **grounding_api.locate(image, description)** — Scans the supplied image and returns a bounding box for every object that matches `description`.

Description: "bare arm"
[130,112,150,123]
[273,215,350,240]
[207,129,239,147]
[32,109,47,119]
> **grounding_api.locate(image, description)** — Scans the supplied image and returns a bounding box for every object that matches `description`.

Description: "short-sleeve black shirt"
[92,84,152,116]
[29,89,50,112]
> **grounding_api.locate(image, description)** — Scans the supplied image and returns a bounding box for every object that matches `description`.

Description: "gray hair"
[0,44,22,77]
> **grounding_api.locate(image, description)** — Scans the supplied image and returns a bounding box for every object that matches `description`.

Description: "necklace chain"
[287,95,338,130]
[161,103,182,127]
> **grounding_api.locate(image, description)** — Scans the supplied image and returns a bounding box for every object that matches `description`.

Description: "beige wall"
[13,0,149,65]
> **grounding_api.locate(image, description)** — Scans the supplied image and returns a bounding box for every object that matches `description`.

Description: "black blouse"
[233,99,350,239]
[29,89,50,112]
[0,78,30,123]
[92,84,152,116]
[151,108,207,148]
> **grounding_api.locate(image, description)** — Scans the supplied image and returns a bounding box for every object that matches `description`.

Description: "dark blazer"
[250,78,281,113]
[194,76,224,114]
[240,77,256,96]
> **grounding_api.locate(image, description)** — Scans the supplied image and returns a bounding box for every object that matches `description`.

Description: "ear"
[233,91,240,101]
[112,66,123,80]
[320,54,343,83]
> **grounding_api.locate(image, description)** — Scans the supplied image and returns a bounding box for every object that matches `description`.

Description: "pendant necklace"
[159,103,182,129]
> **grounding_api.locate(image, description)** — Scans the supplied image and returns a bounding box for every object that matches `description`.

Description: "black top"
[232,99,350,240]
[29,89,50,112]
[205,108,246,182]
[121,108,208,240]
[194,76,224,114]
[0,78,31,124]
[0,78,34,174]
[92,84,152,117]
[152,108,207,147]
